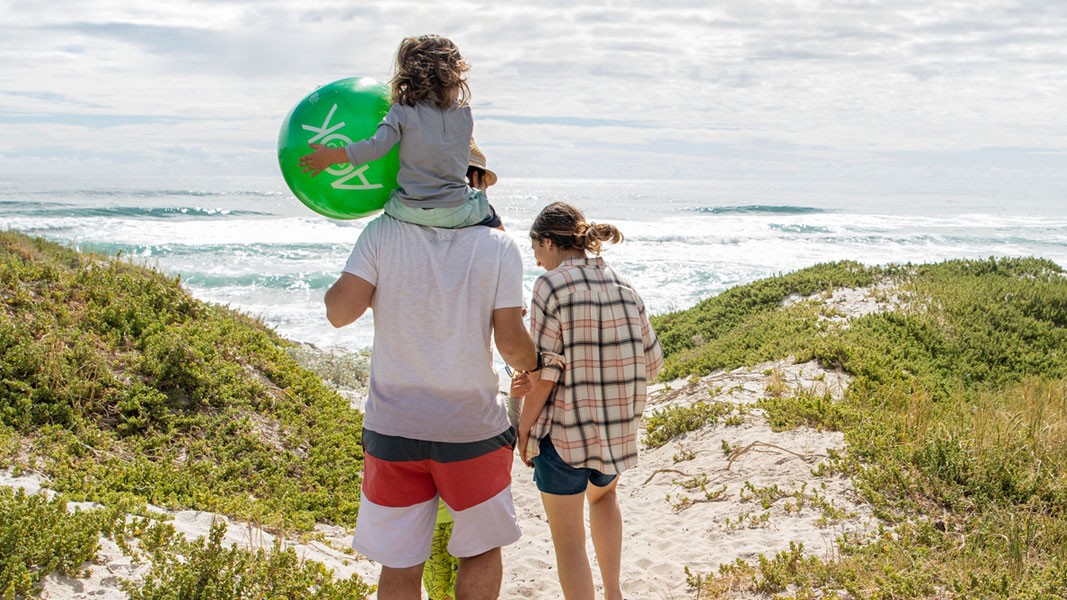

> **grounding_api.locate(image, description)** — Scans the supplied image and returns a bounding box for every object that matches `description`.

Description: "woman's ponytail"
[531,202,624,256]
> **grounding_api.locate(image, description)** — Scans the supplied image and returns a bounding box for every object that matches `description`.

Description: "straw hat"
[468,140,498,187]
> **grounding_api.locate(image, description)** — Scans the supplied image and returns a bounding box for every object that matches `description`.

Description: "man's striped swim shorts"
[352,428,521,568]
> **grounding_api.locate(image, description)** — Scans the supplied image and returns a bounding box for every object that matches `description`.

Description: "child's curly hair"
[391,35,471,109]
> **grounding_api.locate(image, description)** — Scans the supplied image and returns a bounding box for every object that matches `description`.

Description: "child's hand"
[510,372,532,398]
[299,144,346,176]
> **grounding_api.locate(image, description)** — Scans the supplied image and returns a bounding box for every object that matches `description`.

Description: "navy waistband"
[363,428,516,463]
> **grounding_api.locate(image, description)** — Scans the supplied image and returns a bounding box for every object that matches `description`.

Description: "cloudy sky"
[1,1,1064,190]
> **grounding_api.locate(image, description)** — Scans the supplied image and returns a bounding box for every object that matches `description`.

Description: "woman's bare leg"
[587,478,623,600]
[541,491,595,600]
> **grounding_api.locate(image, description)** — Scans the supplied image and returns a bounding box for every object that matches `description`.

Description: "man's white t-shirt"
[343,215,525,443]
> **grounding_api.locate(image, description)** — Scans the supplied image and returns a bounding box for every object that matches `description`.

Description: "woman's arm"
[636,293,664,381]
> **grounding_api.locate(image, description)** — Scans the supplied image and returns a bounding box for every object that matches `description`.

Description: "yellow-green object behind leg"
[422,520,459,600]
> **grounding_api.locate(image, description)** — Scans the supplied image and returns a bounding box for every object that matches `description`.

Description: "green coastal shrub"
[126,521,373,600]
[0,488,109,598]
[651,260,879,360]
[644,401,736,449]
[0,231,375,595]
[0,231,367,530]
[652,257,1067,597]
[756,388,854,432]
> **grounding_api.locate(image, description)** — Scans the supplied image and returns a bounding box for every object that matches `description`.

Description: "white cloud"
[0,0,1064,191]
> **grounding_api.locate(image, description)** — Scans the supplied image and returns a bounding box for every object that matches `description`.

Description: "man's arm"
[324,272,375,328]
[492,307,538,372]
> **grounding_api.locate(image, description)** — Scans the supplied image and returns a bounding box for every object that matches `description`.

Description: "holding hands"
[508,369,544,467]
[510,370,534,398]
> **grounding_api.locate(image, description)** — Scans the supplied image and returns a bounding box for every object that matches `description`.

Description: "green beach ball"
[278,77,400,220]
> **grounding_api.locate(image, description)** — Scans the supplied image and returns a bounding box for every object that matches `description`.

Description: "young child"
[299,34,499,228]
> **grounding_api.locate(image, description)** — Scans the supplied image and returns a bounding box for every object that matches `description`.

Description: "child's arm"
[505,372,526,429]
[299,144,350,176]
[516,376,553,467]
[298,105,402,177]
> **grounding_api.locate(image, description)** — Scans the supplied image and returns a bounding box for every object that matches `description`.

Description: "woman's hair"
[530,202,624,256]
[391,35,471,109]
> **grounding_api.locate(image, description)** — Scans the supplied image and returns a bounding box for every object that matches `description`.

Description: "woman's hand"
[511,373,536,466]
[514,374,553,469]
[517,428,534,467]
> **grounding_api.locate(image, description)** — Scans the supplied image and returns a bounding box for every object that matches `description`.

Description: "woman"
[514,201,663,600]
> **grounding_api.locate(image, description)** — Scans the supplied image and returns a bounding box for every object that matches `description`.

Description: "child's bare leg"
[587,478,623,600]
[541,491,595,600]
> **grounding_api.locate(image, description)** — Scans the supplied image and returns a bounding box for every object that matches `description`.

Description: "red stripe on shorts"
[432,446,514,512]
[362,454,437,508]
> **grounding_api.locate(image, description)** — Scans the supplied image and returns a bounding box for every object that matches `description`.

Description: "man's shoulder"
[356,214,418,246]
[489,228,523,255]
[358,213,390,236]
[367,216,518,250]
[483,225,515,242]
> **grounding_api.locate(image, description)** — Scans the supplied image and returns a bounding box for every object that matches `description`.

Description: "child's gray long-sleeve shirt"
[345,101,473,209]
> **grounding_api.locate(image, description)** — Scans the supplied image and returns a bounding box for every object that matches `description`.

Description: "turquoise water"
[2,175,1064,352]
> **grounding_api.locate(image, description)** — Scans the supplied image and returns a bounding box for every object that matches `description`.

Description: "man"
[419,140,506,600]
[324,170,539,599]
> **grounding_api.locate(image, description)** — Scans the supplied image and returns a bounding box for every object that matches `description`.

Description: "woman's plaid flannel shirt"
[529,256,663,474]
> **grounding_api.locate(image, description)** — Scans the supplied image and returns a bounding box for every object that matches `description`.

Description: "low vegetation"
[650,257,1067,598]
[0,488,117,598]
[0,231,371,597]
[5,227,1065,598]
[125,520,374,600]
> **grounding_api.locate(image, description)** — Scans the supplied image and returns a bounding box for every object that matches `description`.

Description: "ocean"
[2,174,1065,354]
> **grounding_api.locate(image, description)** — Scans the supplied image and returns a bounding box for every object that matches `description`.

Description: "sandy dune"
[3,285,898,599]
